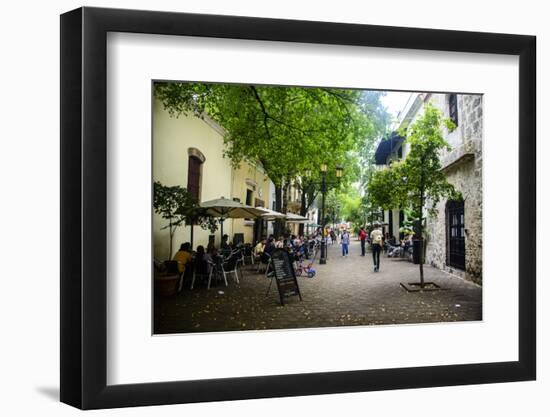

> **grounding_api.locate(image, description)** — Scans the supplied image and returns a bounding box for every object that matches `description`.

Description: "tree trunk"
[418,189,425,288]
[189,224,194,251]
[281,179,290,235]
[168,218,173,260]
[282,179,289,214]
[274,184,283,237]
[419,244,425,287]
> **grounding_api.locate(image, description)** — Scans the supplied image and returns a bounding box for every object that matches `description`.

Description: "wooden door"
[187,156,201,201]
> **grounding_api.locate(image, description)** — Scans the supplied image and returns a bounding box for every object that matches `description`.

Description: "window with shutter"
[448,94,459,126]
[187,156,202,201]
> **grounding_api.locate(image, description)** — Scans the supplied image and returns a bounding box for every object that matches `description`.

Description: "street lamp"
[319,164,343,264]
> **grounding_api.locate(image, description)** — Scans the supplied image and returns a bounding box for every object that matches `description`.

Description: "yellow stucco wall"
[230,161,271,244]
[153,98,233,259]
[153,98,273,258]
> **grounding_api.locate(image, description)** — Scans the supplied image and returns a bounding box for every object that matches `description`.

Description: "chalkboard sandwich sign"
[270,248,302,305]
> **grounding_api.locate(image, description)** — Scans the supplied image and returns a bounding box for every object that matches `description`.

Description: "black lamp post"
[318,164,343,264]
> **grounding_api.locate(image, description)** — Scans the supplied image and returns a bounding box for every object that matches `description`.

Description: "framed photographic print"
[60,6,536,409]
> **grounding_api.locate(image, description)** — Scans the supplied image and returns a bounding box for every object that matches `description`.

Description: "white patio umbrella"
[284,212,309,223]
[200,197,266,243]
[255,207,286,221]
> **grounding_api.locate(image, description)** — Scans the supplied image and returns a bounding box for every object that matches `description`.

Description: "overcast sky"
[380,90,413,120]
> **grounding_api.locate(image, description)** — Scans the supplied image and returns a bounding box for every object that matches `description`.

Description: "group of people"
[172,241,218,277]
[170,224,414,280]
[360,225,417,271]
[172,233,316,279]
[254,234,314,260]
[340,224,385,272]
[172,233,244,278]
[304,225,386,272]
[386,233,414,259]
[309,225,384,272]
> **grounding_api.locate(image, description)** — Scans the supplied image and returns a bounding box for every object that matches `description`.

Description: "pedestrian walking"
[358,226,367,256]
[370,224,384,272]
[330,229,337,245]
[341,229,350,257]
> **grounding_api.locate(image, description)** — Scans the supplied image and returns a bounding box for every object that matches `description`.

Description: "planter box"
[154,273,179,296]
[412,239,425,264]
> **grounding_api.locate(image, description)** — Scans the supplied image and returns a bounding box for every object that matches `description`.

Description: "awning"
[374,132,405,165]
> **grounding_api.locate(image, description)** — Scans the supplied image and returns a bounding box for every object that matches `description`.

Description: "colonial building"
[268,180,306,237]
[374,130,408,240]
[374,92,483,284]
[230,160,272,245]
[153,98,273,259]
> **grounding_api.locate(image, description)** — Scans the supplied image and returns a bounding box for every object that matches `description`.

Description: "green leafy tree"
[360,194,383,229]
[357,91,392,188]
[319,187,368,234]
[367,103,460,287]
[339,190,364,233]
[323,189,342,227]
[153,181,217,259]
[155,82,386,236]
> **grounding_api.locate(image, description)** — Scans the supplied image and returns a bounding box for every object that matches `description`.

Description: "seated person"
[195,245,205,259]
[206,240,217,254]
[173,242,192,274]
[399,234,413,256]
[264,237,276,255]
[194,245,211,276]
[205,244,219,261]
[220,234,231,250]
[254,240,266,256]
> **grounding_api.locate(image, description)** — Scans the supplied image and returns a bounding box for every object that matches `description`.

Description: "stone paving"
[154,240,482,334]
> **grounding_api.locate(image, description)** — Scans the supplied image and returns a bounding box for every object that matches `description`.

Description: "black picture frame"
[60,6,536,410]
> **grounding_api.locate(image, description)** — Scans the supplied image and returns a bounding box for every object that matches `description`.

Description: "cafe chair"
[163,260,186,293]
[221,254,240,285]
[257,252,272,277]
[231,248,245,269]
[207,255,228,289]
[242,244,254,265]
[190,258,214,290]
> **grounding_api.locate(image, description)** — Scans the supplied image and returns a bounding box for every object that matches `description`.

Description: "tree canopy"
[368,103,460,215]
[155,82,386,188]
[155,81,391,238]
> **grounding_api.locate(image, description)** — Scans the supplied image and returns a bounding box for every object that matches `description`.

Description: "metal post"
[320,172,327,264]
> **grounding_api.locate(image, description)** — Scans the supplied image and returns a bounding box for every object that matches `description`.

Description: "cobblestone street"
[154,240,482,334]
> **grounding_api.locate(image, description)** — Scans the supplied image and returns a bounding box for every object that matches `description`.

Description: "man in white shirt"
[341,229,350,257]
[370,224,384,272]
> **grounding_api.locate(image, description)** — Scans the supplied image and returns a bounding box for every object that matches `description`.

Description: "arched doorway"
[187,147,205,201]
[446,199,465,270]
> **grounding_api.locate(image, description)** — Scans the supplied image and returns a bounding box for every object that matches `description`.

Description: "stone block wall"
[424,94,483,284]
